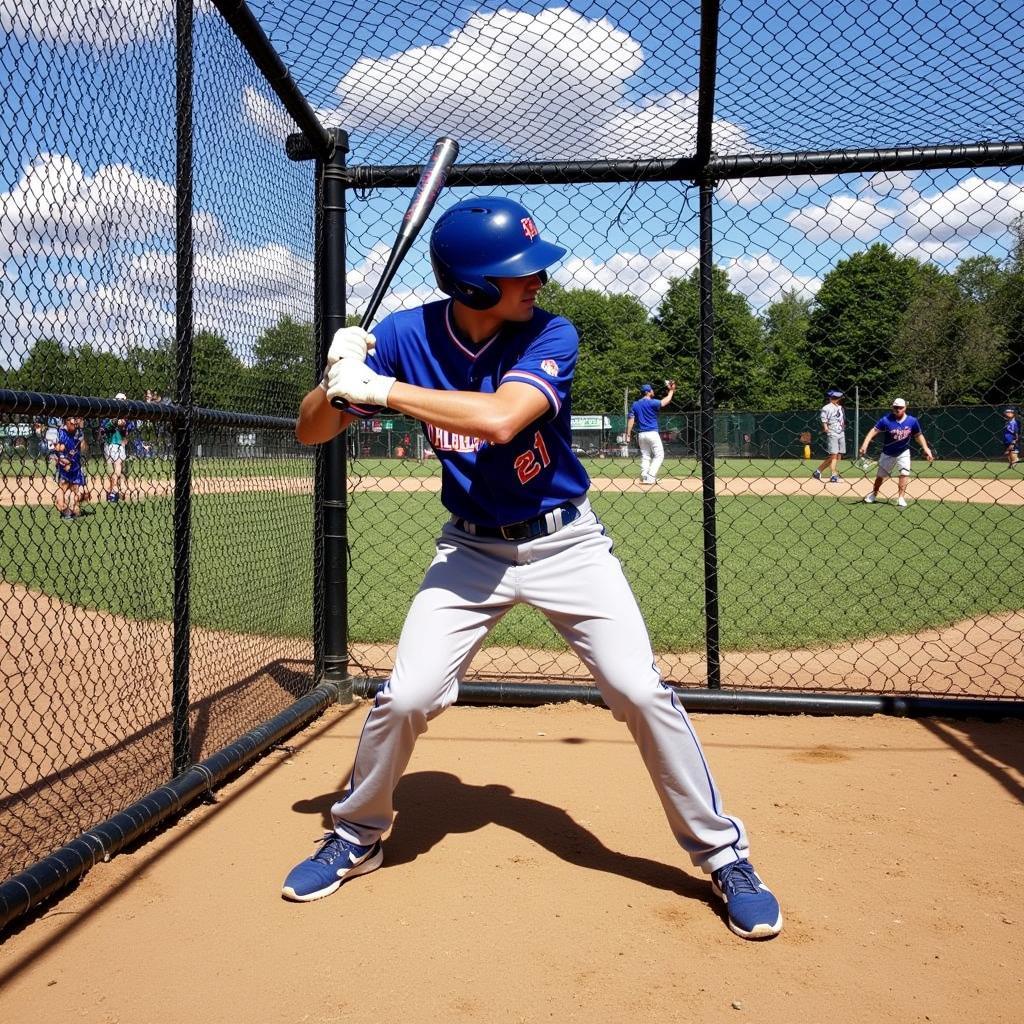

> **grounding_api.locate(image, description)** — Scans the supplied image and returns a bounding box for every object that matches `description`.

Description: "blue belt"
[453,501,580,541]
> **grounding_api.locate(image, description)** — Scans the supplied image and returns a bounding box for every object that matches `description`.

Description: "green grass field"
[5,488,1018,654]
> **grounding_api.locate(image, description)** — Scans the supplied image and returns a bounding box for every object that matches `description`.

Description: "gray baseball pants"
[332,498,749,873]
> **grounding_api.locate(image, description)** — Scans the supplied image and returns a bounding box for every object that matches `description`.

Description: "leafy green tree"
[192,330,248,410]
[989,216,1024,404]
[249,316,315,416]
[805,244,919,404]
[9,338,69,392]
[895,262,1005,406]
[655,267,764,409]
[539,281,673,413]
[760,291,816,410]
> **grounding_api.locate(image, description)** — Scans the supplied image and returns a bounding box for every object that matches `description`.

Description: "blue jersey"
[347,300,590,526]
[1004,418,1020,445]
[630,397,662,432]
[873,413,921,456]
[55,427,85,484]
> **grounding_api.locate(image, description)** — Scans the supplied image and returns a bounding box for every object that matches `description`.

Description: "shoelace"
[311,833,352,865]
[717,860,761,896]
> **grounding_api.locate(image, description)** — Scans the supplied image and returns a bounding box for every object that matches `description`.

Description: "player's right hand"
[326,327,376,370]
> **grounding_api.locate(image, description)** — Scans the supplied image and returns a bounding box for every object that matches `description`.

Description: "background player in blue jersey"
[858,397,934,507]
[53,414,89,520]
[282,196,783,939]
[1002,408,1019,469]
[625,380,676,484]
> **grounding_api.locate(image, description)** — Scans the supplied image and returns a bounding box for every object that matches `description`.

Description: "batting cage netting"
[1,0,1022,925]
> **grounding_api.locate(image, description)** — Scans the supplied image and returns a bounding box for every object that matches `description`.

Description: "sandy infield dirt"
[0,702,1021,1024]
[2,469,1022,506]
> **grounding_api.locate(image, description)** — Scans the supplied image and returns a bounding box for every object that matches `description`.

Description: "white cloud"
[324,7,751,160]
[724,254,821,305]
[896,176,1024,248]
[717,174,836,208]
[784,194,897,243]
[556,247,700,308]
[1,0,169,49]
[242,87,301,146]
[0,153,224,260]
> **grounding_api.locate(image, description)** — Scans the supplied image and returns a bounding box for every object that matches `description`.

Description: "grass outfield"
[3,453,1018,483]
[3,489,1020,652]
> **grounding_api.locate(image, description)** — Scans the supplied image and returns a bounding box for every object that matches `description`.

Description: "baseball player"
[282,196,782,940]
[1002,408,1019,469]
[53,415,89,520]
[625,381,675,484]
[858,397,934,507]
[812,388,845,483]
[101,393,135,503]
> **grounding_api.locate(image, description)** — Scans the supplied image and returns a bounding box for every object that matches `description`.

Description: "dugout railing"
[2,0,1023,931]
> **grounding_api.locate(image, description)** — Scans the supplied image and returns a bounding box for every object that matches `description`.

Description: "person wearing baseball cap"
[858,398,934,507]
[286,196,783,939]
[101,392,135,503]
[625,380,676,485]
[1001,408,1019,469]
[812,388,846,484]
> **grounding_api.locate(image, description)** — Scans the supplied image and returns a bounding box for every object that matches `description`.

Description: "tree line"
[3,231,1022,416]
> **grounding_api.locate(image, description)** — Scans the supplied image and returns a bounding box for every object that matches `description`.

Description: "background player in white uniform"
[859,397,934,507]
[283,197,782,939]
[625,381,675,484]
[812,388,845,483]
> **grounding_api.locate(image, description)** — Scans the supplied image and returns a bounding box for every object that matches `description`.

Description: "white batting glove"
[324,357,396,408]
[326,327,376,369]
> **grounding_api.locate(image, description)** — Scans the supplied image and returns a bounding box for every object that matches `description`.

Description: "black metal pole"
[211,0,332,159]
[0,678,352,931]
[697,184,722,690]
[315,128,352,700]
[350,678,1023,720]
[284,139,1024,186]
[695,0,721,164]
[171,0,194,776]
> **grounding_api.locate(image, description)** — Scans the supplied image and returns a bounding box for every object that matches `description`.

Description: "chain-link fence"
[2,0,1023,928]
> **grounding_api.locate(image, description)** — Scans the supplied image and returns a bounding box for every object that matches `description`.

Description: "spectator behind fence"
[53,415,89,520]
[100,394,136,503]
[812,389,846,483]
[1002,408,1019,469]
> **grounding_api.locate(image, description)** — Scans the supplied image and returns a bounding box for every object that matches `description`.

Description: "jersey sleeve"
[337,316,401,419]
[499,316,578,417]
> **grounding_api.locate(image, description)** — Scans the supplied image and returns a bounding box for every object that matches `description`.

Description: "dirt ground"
[1,702,1021,1024]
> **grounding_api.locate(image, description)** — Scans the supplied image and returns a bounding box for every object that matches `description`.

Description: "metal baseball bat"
[330,136,460,409]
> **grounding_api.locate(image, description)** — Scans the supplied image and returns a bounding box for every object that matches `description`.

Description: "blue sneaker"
[812,469,821,480]
[830,475,840,483]
[281,832,383,902]
[711,859,783,939]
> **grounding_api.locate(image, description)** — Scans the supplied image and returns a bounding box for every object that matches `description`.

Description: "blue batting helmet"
[429,196,566,310]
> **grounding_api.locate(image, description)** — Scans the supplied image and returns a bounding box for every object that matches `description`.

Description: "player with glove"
[283,196,783,940]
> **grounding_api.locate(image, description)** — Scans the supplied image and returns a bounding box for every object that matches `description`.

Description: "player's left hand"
[324,357,396,408]
[925,450,935,462]
[326,327,376,369]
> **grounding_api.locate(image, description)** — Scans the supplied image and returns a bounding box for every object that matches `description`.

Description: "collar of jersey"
[444,301,501,360]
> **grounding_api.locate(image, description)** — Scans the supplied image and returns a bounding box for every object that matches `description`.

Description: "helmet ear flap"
[430,252,502,310]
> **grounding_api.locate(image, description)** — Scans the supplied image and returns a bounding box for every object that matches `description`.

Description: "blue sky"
[2,1,1022,368]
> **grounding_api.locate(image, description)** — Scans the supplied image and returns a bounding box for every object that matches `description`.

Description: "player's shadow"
[293,770,713,906]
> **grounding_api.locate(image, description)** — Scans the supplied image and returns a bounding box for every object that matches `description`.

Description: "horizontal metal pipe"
[0,389,295,431]
[708,141,1024,179]
[210,0,331,159]
[287,138,1023,185]
[0,680,347,931]
[352,677,1022,719]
